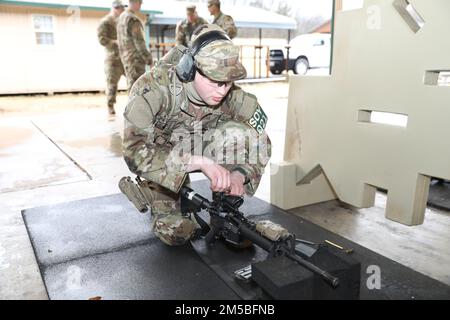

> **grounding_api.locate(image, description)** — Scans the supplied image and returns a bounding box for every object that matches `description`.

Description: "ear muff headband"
[176,30,231,82]
[190,30,231,56]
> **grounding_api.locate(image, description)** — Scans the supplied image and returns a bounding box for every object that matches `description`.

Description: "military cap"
[186,4,196,13]
[207,0,221,7]
[112,0,127,8]
[192,24,246,82]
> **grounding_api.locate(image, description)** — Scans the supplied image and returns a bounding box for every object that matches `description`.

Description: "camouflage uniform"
[117,8,153,91]
[175,17,209,47]
[212,12,237,39]
[97,13,125,110]
[122,30,271,246]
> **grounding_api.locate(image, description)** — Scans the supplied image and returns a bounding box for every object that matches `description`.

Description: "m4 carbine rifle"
[180,186,340,288]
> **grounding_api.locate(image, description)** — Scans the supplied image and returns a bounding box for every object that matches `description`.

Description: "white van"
[269,33,331,75]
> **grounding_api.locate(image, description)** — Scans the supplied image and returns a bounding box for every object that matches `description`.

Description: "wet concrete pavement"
[0,83,449,299]
[0,93,130,299]
[0,118,89,193]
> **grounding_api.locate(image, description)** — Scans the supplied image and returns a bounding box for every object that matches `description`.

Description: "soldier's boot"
[106,81,117,115]
[106,91,115,114]
[108,102,115,115]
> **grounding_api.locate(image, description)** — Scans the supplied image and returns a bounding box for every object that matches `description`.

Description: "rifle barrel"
[238,217,339,288]
[287,252,340,288]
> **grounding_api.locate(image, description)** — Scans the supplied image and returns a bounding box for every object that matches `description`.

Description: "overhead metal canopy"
[150,1,297,30]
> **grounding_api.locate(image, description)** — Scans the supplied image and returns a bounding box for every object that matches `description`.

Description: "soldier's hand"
[186,155,231,192]
[203,163,231,193]
[202,165,245,195]
[229,171,246,196]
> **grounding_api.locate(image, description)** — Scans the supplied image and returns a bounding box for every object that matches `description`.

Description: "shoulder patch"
[124,96,153,129]
[226,88,268,134]
[246,105,268,134]
[124,91,161,130]
[129,72,152,98]
[226,88,267,133]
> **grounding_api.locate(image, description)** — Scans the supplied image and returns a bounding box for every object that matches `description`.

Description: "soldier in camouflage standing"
[117,0,153,91]
[207,0,237,39]
[175,5,208,47]
[97,0,126,115]
[119,25,271,246]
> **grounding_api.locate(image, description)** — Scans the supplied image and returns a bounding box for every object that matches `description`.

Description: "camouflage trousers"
[104,58,125,107]
[144,120,256,246]
[123,63,146,91]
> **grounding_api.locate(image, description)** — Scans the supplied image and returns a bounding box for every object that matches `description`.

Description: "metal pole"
[240,45,243,64]
[330,0,336,75]
[156,24,160,60]
[259,28,263,78]
[162,25,167,56]
[145,14,152,49]
[253,46,256,79]
[286,29,291,73]
[259,28,262,47]
[258,46,261,78]
[145,14,152,70]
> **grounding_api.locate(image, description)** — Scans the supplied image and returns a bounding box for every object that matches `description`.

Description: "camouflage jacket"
[97,13,120,61]
[122,46,271,195]
[175,17,209,47]
[117,8,153,67]
[213,12,237,39]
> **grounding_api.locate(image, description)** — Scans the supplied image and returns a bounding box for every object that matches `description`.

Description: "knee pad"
[211,120,256,146]
[152,213,198,246]
[203,120,256,164]
[215,120,251,134]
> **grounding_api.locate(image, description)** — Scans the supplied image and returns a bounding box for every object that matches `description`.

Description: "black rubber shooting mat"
[428,180,450,211]
[22,189,238,300]
[22,180,450,300]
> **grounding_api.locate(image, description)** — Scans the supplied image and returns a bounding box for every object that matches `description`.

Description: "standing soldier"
[97,0,126,115]
[175,5,208,47]
[119,25,270,246]
[207,0,237,39]
[117,0,153,91]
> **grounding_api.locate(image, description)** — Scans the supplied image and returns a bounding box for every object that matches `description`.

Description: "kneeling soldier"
[120,25,271,246]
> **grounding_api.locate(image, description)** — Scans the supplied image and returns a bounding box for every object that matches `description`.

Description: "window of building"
[33,15,55,45]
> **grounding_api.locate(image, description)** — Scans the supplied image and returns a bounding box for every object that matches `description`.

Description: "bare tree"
[248,0,293,16]
[276,1,292,16]
[295,14,327,35]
